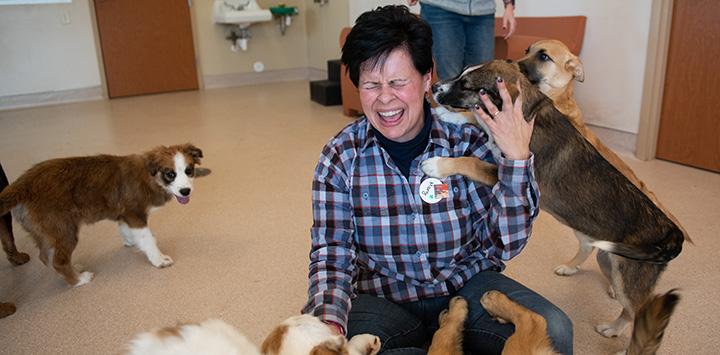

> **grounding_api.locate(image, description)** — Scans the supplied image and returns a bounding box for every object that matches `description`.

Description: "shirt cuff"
[497,153,535,194]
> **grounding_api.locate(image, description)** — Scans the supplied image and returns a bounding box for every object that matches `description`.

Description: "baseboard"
[585,123,638,155]
[0,86,103,111]
[309,67,327,81]
[204,67,319,89]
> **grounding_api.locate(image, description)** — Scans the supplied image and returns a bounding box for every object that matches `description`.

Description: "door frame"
[87,0,205,100]
[636,0,673,160]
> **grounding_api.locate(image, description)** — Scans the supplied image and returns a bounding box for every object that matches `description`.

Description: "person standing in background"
[408,0,517,80]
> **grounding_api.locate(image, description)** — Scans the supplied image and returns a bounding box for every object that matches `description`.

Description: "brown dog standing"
[518,40,690,278]
[427,59,683,354]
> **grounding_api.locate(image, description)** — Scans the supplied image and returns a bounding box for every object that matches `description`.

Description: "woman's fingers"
[473,103,496,130]
[496,77,514,113]
[478,89,500,118]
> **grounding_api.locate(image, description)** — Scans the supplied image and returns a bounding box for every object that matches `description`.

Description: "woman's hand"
[474,77,534,160]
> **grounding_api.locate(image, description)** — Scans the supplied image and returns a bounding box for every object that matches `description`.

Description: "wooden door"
[94,0,198,98]
[656,0,720,172]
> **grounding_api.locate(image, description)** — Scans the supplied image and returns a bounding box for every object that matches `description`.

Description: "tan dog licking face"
[518,40,584,98]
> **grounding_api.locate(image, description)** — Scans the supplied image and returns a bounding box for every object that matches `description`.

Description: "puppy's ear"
[565,56,585,83]
[181,144,203,164]
[145,151,162,176]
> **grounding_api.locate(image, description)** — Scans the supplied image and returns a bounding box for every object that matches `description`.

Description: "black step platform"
[310,80,342,106]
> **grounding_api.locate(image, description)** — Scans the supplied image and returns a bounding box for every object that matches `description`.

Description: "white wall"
[0,0,653,135]
[0,0,101,96]
[504,0,652,134]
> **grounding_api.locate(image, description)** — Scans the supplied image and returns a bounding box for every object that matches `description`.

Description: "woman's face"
[358,48,432,143]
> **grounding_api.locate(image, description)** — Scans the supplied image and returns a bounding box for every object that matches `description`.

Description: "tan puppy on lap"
[517,39,691,276]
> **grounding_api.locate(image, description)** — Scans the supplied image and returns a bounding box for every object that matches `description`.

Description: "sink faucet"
[224,0,250,11]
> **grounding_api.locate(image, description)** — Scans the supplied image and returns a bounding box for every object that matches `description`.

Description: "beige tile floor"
[0,81,718,354]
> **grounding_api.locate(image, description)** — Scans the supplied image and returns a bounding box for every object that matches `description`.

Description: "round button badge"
[419,178,443,204]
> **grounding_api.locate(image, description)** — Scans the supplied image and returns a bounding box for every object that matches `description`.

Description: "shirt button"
[410,213,416,220]
[362,192,368,200]
[453,187,459,193]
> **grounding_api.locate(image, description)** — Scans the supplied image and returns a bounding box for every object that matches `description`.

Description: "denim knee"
[542,306,574,355]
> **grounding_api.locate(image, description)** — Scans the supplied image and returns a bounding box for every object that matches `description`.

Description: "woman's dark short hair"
[342,5,433,87]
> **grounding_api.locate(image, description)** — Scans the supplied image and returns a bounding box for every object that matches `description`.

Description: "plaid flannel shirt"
[302,110,539,331]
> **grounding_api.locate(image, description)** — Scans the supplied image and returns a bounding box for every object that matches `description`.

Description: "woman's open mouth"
[377,109,404,125]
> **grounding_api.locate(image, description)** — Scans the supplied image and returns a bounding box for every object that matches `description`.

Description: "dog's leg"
[481,290,558,355]
[554,231,595,276]
[596,255,634,337]
[122,214,173,268]
[130,227,173,268]
[50,230,94,287]
[422,157,499,186]
[118,222,135,247]
[0,218,30,266]
[428,296,468,355]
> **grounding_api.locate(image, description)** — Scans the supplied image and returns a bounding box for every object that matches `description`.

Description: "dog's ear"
[181,144,203,164]
[565,56,585,83]
[145,151,162,176]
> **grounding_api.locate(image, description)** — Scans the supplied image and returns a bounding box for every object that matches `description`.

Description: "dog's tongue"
[176,195,190,205]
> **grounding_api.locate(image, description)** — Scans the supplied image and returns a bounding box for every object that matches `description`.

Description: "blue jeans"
[346,271,573,355]
[421,3,495,80]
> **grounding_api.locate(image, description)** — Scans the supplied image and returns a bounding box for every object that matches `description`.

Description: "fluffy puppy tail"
[626,289,681,355]
[0,184,23,216]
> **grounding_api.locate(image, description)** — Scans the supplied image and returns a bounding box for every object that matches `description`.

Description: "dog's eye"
[540,53,551,62]
[164,171,176,180]
[185,167,194,176]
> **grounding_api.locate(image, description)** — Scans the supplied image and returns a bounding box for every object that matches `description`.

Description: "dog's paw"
[553,264,580,276]
[8,252,30,266]
[151,254,174,268]
[421,157,450,179]
[74,271,95,287]
[348,334,381,355]
[595,323,623,338]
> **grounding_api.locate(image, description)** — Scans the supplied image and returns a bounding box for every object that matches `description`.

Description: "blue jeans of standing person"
[346,271,573,355]
[421,3,495,81]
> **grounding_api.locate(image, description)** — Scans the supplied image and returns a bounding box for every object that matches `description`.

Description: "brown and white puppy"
[518,40,691,276]
[0,144,206,287]
[425,60,683,353]
[127,315,381,355]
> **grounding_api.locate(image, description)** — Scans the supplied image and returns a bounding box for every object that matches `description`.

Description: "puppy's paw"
[421,157,450,179]
[348,334,381,355]
[74,271,95,287]
[553,264,580,276]
[595,323,623,338]
[441,296,468,324]
[151,254,174,268]
[8,252,30,266]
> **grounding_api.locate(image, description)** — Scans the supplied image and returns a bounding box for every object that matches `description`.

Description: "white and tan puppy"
[127,315,381,355]
[0,144,206,286]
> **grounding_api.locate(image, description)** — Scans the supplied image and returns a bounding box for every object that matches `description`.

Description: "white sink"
[213,0,272,28]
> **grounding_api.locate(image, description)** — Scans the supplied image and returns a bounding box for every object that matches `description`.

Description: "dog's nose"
[179,188,191,196]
